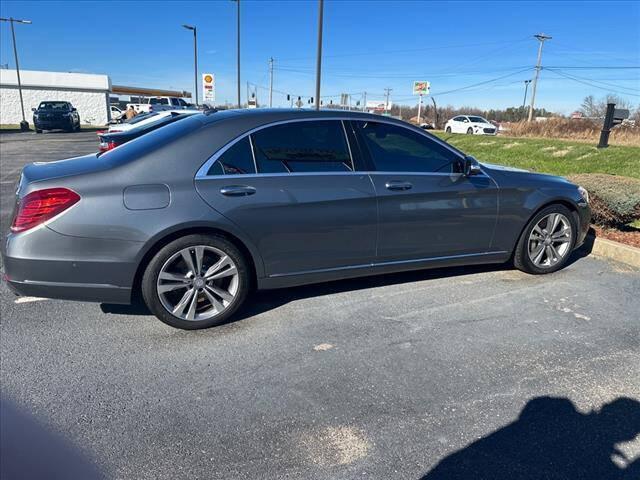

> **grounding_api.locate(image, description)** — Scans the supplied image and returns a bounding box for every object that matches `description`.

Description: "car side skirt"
[257,250,510,290]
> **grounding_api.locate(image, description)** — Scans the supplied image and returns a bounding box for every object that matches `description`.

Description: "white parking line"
[14,296,49,304]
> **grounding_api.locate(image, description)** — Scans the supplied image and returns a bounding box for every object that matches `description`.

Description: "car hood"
[481,162,576,187]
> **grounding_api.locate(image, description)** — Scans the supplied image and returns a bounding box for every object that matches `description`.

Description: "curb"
[590,236,640,268]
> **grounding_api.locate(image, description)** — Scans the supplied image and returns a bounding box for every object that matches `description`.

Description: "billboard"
[202,73,215,103]
[413,81,430,95]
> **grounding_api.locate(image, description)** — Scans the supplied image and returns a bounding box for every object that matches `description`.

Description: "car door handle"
[220,185,256,197]
[385,181,413,191]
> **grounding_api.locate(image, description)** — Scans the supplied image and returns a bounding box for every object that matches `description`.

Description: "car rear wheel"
[445,126,452,133]
[513,204,577,274]
[466,127,473,134]
[142,234,249,329]
[35,129,42,134]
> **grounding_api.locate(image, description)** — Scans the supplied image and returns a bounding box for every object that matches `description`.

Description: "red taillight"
[10,188,80,233]
[99,140,117,152]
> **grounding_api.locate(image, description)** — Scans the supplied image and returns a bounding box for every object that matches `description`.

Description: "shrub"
[502,118,640,147]
[568,174,640,227]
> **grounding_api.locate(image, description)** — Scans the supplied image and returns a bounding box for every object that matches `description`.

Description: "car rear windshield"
[38,102,70,110]
[99,115,204,164]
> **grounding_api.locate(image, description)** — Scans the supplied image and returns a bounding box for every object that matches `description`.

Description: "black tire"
[445,126,452,133]
[141,234,250,330]
[35,129,42,134]
[466,127,473,134]
[513,204,577,274]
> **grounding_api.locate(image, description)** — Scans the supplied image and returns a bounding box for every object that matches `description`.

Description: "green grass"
[433,132,640,179]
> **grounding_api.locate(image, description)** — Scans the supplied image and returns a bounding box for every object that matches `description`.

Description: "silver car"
[3,109,591,329]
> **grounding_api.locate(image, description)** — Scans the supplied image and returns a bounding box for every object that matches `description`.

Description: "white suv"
[444,115,497,135]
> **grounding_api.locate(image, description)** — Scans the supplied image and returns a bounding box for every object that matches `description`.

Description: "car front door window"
[356,121,460,173]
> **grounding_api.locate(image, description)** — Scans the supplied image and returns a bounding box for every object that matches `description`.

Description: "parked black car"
[98,112,197,152]
[32,101,80,133]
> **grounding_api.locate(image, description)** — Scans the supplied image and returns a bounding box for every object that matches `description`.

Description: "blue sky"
[1,0,638,113]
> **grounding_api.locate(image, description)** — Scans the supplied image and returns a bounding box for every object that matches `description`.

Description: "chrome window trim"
[340,120,355,171]
[195,115,465,179]
[248,134,258,173]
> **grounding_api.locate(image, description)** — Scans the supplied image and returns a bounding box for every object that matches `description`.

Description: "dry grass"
[501,118,640,147]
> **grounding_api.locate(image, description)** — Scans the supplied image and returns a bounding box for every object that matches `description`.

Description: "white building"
[0,69,111,126]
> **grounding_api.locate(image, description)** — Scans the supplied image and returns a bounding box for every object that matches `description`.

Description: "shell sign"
[202,73,215,103]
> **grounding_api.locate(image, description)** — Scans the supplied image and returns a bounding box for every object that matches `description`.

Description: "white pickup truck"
[126,97,192,114]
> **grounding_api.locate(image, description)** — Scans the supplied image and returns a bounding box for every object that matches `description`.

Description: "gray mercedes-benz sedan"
[3,109,590,329]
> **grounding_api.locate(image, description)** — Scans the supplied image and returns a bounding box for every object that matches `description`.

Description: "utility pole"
[1,17,31,131]
[268,57,274,107]
[521,79,531,120]
[181,24,198,106]
[314,0,324,111]
[362,92,367,112]
[528,33,551,122]
[431,97,438,128]
[384,88,392,115]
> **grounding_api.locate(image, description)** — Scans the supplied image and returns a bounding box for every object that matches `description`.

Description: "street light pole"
[268,57,274,107]
[314,0,323,111]
[233,0,241,108]
[182,24,198,106]
[1,17,32,131]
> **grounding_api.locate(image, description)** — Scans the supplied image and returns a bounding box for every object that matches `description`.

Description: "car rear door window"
[208,137,256,176]
[251,121,353,173]
[356,121,461,173]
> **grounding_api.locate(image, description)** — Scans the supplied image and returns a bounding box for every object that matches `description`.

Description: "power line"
[544,69,640,97]
[276,37,531,61]
[546,68,640,92]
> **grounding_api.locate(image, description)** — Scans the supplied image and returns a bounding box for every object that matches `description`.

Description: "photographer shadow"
[422,396,640,480]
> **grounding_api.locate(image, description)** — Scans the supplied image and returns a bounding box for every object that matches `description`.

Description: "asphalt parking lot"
[1,131,639,479]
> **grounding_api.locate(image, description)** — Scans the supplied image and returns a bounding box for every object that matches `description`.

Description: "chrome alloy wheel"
[156,246,239,321]
[527,213,572,268]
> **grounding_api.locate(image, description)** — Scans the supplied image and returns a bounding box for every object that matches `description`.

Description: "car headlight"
[578,186,589,203]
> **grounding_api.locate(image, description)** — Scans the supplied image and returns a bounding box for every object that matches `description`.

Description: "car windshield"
[38,102,70,110]
[468,116,488,123]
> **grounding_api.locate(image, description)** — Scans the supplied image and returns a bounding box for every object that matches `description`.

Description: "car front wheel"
[467,127,473,134]
[445,126,452,133]
[513,204,577,274]
[142,234,249,329]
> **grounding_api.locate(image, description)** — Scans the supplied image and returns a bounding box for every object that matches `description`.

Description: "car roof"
[198,108,396,126]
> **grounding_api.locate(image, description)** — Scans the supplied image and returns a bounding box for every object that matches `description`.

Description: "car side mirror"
[464,156,482,176]
[72,108,77,112]
[31,107,37,112]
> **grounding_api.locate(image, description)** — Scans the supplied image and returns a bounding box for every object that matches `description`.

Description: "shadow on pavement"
[101,262,511,320]
[1,396,104,479]
[101,241,597,323]
[422,396,640,480]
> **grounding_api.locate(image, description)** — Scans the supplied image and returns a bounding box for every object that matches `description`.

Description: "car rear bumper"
[2,226,142,304]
